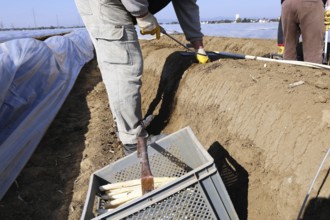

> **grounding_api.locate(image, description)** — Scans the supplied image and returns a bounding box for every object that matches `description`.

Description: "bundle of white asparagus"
[96,177,177,214]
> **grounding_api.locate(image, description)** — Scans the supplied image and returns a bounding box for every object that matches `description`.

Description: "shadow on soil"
[145,51,222,135]
[208,141,249,220]
[0,59,100,220]
[301,167,330,220]
[301,197,330,220]
[145,51,196,135]
[145,51,249,218]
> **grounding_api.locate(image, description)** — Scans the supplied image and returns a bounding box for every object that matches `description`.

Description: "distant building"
[259,18,270,23]
[235,14,240,22]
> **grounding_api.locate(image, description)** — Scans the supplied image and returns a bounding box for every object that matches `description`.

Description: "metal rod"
[160,26,207,56]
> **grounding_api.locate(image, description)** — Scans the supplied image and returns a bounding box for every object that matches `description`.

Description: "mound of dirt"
[0,35,330,220]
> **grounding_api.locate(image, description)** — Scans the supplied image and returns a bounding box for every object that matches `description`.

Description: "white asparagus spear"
[104,189,142,208]
[102,191,131,200]
[99,179,140,191]
[101,180,173,200]
[99,177,177,191]
[104,185,140,196]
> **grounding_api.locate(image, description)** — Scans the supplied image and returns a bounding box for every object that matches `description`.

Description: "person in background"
[277,0,303,60]
[74,0,209,155]
[325,1,330,63]
[281,0,327,64]
[277,0,285,56]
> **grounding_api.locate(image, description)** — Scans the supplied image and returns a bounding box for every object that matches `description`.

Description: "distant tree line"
[202,20,233,24]
[160,17,280,25]
[0,25,85,32]
[236,18,280,23]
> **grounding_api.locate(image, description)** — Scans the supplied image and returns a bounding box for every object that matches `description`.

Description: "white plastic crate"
[81,127,239,220]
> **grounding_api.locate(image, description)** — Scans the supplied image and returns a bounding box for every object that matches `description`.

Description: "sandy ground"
[1,35,330,220]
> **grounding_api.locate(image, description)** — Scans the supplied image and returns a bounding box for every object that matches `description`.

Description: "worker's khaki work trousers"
[75,0,146,145]
[281,0,325,63]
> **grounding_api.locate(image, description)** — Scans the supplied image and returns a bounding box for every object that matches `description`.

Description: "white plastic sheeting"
[0,29,94,200]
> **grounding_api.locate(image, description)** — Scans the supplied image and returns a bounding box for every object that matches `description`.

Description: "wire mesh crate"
[81,127,239,220]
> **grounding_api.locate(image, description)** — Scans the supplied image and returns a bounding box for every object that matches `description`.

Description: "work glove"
[278,45,285,55]
[325,6,330,31]
[136,12,161,39]
[195,48,210,64]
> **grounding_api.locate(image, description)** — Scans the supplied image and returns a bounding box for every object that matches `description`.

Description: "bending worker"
[281,0,328,64]
[74,0,209,155]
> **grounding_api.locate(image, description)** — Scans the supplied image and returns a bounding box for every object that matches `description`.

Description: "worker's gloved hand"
[278,45,285,55]
[325,6,330,31]
[136,12,161,39]
[195,48,210,64]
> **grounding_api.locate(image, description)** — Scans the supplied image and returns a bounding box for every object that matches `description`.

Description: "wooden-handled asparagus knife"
[137,136,154,194]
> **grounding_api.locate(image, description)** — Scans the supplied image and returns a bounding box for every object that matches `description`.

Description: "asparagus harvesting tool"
[137,136,154,194]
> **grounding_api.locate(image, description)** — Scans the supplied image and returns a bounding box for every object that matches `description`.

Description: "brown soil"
[0,35,330,220]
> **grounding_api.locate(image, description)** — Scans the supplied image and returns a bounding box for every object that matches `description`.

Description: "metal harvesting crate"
[81,127,239,220]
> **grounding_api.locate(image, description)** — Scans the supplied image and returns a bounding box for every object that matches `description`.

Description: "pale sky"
[0,0,281,28]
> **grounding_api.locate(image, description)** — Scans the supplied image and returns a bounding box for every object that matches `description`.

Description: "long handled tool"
[137,136,154,195]
[181,51,330,70]
[159,26,207,56]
